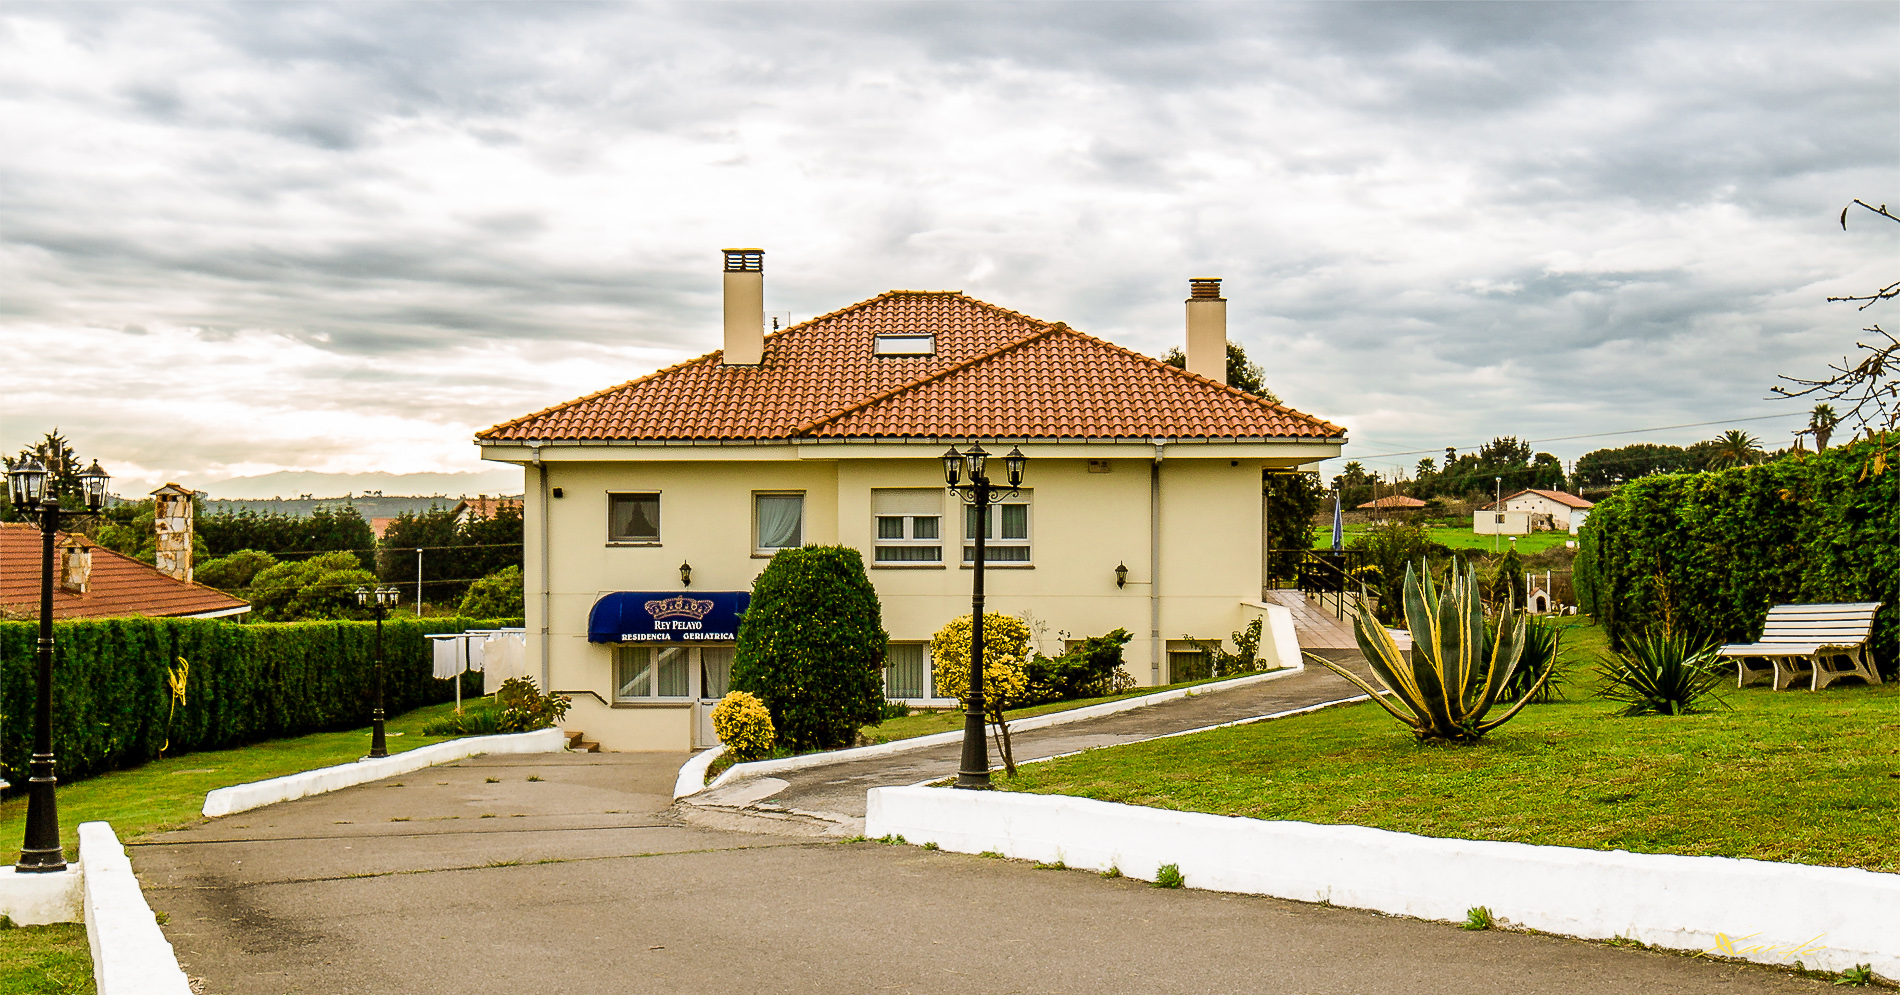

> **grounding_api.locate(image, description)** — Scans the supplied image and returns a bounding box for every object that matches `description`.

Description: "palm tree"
[1707,429,1765,468]
[1808,403,1841,451]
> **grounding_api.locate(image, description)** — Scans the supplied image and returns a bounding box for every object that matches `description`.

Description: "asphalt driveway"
[134,750,1830,995]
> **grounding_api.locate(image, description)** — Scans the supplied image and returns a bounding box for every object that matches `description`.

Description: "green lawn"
[1002,617,1900,872]
[0,923,92,995]
[0,699,482,862]
[1316,523,1578,555]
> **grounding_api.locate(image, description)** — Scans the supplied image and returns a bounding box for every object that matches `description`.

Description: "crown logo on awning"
[645,596,716,620]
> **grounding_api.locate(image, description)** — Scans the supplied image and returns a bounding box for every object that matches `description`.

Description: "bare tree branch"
[1774,200,1898,440]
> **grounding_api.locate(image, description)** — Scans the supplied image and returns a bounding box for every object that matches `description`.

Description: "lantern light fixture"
[77,460,110,511]
[7,457,47,507]
[679,561,693,588]
[1115,562,1129,589]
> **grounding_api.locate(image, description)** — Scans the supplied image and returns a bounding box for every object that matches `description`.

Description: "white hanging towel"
[482,631,529,694]
[464,634,485,672]
[430,637,461,679]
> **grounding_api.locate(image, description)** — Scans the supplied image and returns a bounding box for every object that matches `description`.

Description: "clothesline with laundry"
[427,629,530,710]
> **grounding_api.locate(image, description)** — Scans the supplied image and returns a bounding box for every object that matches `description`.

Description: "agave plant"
[1306,560,1550,743]
[1499,616,1566,703]
[1595,629,1726,716]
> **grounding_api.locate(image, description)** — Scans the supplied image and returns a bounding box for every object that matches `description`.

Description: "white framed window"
[873,333,935,356]
[615,645,692,700]
[884,642,928,699]
[607,492,660,543]
[962,493,1031,564]
[754,492,804,554]
[872,488,943,564]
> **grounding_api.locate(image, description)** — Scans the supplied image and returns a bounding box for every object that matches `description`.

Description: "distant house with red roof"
[0,524,249,621]
[1481,488,1595,535]
[476,251,1346,750]
[450,495,522,526]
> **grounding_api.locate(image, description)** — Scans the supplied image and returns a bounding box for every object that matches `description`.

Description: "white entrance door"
[693,646,736,749]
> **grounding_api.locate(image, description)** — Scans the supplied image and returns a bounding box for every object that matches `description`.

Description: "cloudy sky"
[3,2,1895,497]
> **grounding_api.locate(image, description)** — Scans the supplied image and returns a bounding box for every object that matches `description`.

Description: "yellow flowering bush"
[711,691,776,762]
[929,613,1031,706]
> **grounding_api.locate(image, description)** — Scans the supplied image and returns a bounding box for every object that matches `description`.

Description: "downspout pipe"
[1151,439,1164,685]
[530,441,550,689]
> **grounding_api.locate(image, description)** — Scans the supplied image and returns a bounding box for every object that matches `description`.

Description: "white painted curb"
[676,666,1303,800]
[0,863,83,926]
[80,822,191,995]
[865,787,1899,981]
[674,745,725,799]
[202,727,566,817]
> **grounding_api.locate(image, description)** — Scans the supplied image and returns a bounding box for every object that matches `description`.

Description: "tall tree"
[1706,429,1765,469]
[1808,403,1841,451]
[1161,342,1278,401]
[1263,470,1325,582]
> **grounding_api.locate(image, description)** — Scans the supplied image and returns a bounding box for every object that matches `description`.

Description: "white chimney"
[1184,278,1226,385]
[722,248,765,366]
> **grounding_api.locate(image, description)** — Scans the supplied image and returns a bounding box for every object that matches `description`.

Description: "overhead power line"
[1326,412,1805,463]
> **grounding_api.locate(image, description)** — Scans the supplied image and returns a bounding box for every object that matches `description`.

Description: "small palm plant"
[1307,560,1549,743]
[1595,629,1726,716]
[1499,616,1565,703]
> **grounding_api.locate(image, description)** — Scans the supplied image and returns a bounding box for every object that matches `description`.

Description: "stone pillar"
[152,483,195,583]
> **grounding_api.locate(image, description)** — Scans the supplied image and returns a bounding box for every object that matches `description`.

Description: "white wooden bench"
[1717,602,1884,691]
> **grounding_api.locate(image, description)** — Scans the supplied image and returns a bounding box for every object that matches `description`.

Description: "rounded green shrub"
[711,691,776,762]
[732,545,888,752]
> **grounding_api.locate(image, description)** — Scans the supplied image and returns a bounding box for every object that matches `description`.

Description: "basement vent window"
[874,334,936,356]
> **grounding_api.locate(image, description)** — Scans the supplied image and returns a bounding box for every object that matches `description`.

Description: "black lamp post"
[354,585,401,759]
[941,442,1026,790]
[6,456,110,872]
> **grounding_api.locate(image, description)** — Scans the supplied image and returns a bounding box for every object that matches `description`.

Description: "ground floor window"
[700,646,734,700]
[615,644,738,702]
[1167,641,1211,682]
[884,642,928,699]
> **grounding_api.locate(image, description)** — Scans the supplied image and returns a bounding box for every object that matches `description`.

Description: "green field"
[1315,522,1578,555]
[1002,617,1900,872]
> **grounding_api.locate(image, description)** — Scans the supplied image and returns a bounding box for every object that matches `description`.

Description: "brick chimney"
[58,535,90,595]
[1185,278,1227,385]
[722,248,765,366]
[152,483,195,583]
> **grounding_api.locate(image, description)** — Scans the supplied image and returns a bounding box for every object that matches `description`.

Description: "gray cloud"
[1,1,1894,487]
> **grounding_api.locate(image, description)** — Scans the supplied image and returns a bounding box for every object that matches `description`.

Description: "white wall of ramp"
[865,786,1899,981]
[80,822,192,995]
[202,727,566,817]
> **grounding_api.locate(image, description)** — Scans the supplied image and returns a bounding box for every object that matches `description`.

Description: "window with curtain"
[755,493,804,553]
[700,646,734,700]
[608,493,660,543]
[872,488,943,564]
[615,645,693,700]
[884,643,927,699]
[961,493,1031,563]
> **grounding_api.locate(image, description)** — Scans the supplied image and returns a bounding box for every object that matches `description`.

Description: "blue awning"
[587,591,750,644]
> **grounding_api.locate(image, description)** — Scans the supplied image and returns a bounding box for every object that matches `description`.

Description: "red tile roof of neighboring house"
[478,291,1344,443]
[1356,495,1427,510]
[0,524,250,620]
[452,496,522,520]
[1495,488,1595,511]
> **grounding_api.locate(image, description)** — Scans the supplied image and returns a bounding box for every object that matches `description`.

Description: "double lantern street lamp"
[6,457,111,872]
[355,585,402,759]
[940,443,1027,790]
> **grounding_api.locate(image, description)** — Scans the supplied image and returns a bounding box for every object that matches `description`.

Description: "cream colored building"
[477,251,1346,752]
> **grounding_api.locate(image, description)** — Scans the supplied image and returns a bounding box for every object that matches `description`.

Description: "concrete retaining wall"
[203,727,566,817]
[80,822,191,995]
[866,786,1899,980]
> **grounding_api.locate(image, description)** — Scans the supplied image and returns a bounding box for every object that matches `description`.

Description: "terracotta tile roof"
[452,496,523,520]
[478,291,1344,443]
[0,524,250,621]
[1498,488,1595,510]
[1356,495,1427,510]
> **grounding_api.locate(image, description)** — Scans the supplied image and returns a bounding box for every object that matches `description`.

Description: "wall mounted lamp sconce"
[1115,562,1128,588]
[679,561,693,587]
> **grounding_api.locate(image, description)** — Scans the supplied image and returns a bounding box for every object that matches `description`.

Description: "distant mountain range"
[180,469,526,501]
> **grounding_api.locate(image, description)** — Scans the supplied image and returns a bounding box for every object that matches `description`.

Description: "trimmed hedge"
[1576,439,1898,678]
[732,546,888,752]
[0,616,518,788]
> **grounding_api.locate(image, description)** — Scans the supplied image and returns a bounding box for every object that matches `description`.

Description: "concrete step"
[565,730,602,753]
